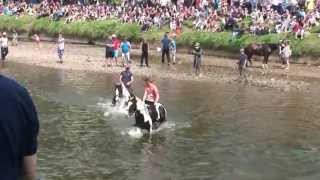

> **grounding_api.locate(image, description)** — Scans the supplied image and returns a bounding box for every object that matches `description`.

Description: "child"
[12,30,18,46]
[33,34,41,49]
[57,33,65,63]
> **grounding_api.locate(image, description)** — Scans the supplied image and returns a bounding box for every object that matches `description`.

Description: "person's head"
[59,33,62,38]
[144,76,153,86]
[112,34,116,39]
[2,32,6,37]
[125,64,130,71]
[240,48,244,54]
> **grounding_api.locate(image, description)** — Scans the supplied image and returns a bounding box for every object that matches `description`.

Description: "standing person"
[140,39,149,67]
[1,32,9,64]
[33,34,41,49]
[112,34,121,66]
[57,33,65,64]
[12,30,18,46]
[119,65,134,96]
[170,35,177,64]
[161,33,171,65]
[279,40,286,67]
[142,76,160,121]
[192,42,203,76]
[120,39,131,67]
[282,40,292,70]
[0,74,39,180]
[104,36,113,67]
[238,48,248,77]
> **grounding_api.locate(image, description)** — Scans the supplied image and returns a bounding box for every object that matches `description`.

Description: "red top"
[145,83,159,102]
[112,38,121,50]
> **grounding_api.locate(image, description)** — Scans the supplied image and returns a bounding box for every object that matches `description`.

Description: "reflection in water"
[3,62,320,180]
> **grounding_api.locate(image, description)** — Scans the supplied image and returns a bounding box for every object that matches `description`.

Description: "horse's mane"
[134,97,145,112]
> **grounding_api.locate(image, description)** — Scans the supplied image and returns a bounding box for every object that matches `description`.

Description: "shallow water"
[3,62,320,180]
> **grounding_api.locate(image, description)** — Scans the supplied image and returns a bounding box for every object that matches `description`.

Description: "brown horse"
[244,43,279,69]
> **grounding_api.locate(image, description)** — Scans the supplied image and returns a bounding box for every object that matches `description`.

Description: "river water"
[3,62,320,180]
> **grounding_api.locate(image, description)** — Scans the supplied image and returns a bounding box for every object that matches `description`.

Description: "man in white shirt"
[1,32,9,64]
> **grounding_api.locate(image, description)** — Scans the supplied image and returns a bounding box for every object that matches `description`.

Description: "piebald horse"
[127,96,167,133]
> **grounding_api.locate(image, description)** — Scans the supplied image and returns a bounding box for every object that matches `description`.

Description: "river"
[2,62,320,180]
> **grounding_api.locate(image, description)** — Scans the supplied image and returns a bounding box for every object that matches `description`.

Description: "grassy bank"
[1,15,320,57]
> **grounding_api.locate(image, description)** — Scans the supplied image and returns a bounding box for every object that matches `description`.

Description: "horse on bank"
[244,43,279,69]
[127,96,167,132]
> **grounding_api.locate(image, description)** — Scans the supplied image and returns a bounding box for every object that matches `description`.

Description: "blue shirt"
[121,41,130,53]
[170,40,176,50]
[161,36,171,50]
[121,70,133,85]
[0,75,39,180]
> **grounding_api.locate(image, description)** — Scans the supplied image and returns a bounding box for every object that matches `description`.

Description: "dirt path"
[5,41,320,91]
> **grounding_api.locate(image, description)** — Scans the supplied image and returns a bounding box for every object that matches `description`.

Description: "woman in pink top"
[143,76,159,121]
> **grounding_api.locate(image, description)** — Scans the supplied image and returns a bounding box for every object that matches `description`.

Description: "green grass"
[1,15,320,57]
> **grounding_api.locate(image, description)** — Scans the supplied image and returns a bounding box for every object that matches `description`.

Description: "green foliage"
[1,15,320,57]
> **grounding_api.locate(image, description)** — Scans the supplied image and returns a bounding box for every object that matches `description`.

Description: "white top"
[282,45,291,58]
[1,37,8,47]
[58,37,65,50]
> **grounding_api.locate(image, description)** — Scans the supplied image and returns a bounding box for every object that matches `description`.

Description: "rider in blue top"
[119,65,134,96]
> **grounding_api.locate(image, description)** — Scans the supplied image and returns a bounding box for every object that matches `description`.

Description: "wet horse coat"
[112,83,131,109]
[128,96,167,132]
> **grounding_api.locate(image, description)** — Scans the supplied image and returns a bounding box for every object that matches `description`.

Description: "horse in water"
[127,96,167,133]
[244,43,279,69]
[112,83,131,110]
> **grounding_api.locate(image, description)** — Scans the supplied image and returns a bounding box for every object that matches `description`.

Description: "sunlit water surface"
[2,62,320,180]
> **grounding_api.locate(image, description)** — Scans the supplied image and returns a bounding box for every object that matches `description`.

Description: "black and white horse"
[127,96,167,132]
[112,83,131,109]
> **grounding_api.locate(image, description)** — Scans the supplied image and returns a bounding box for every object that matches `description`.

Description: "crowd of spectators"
[1,0,320,39]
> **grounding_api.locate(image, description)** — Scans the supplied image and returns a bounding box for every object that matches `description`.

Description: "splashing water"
[97,99,129,117]
[122,127,144,138]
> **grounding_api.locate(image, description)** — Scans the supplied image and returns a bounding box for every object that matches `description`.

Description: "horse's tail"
[159,104,167,121]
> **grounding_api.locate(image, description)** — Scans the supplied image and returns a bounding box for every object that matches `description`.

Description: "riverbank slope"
[5,41,320,91]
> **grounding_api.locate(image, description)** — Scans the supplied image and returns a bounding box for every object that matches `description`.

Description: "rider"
[119,65,134,97]
[142,76,159,121]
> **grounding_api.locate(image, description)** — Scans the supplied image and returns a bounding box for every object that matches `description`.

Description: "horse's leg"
[246,54,252,67]
[265,55,269,70]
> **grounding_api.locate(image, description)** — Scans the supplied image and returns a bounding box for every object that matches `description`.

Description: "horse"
[244,43,279,69]
[112,83,131,108]
[127,96,167,133]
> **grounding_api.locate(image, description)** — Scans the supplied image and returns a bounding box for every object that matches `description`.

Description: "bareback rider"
[119,65,134,97]
[142,77,160,121]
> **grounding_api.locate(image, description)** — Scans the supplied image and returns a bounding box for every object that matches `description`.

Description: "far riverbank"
[4,41,320,92]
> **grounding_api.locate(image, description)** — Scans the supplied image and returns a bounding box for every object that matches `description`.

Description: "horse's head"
[112,83,123,106]
[127,96,138,116]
